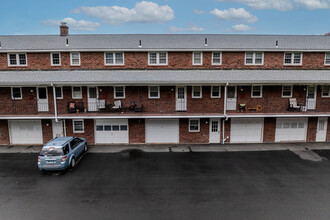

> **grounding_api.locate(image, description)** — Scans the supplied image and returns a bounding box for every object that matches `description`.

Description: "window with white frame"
[11,87,22,100]
[245,52,263,65]
[322,85,330,97]
[148,86,160,98]
[72,86,82,99]
[8,53,27,66]
[282,85,293,97]
[55,87,63,99]
[114,86,125,99]
[148,52,168,65]
[73,119,84,133]
[212,52,222,65]
[193,52,203,65]
[189,119,200,132]
[70,52,80,65]
[211,86,221,98]
[51,53,61,66]
[325,53,330,65]
[284,52,302,65]
[192,86,202,98]
[105,52,124,65]
[251,85,262,98]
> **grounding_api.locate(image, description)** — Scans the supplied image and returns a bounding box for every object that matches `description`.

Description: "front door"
[209,119,220,143]
[316,117,328,142]
[52,120,64,138]
[176,86,187,111]
[227,86,237,110]
[37,87,49,112]
[88,87,98,112]
[306,86,316,110]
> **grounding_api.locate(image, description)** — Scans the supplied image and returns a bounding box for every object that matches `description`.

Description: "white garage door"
[9,120,43,145]
[231,118,264,143]
[95,119,128,144]
[146,119,179,143]
[275,118,308,142]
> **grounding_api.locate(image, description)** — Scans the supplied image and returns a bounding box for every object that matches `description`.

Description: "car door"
[75,138,85,156]
[69,139,80,158]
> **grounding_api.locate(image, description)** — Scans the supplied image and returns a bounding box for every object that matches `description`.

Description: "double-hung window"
[51,53,61,66]
[282,85,293,98]
[114,86,125,99]
[73,119,84,133]
[148,52,167,65]
[211,86,221,98]
[11,87,22,100]
[192,86,202,98]
[70,52,80,65]
[189,119,200,132]
[325,53,330,65]
[284,52,302,65]
[251,85,262,98]
[55,87,63,99]
[212,52,222,65]
[105,52,124,65]
[193,52,203,65]
[245,52,263,65]
[8,53,27,66]
[72,86,82,99]
[148,86,160,98]
[322,86,330,97]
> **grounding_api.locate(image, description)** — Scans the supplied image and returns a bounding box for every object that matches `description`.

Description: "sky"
[0,0,329,35]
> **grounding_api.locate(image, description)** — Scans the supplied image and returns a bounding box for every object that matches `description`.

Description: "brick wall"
[42,119,53,144]
[129,119,145,144]
[179,118,209,143]
[0,120,10,145]
[263,118,276,143]
[307,117,318,142]
[65,119,95,144]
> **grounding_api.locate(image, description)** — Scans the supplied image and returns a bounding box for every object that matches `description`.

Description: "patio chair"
[134,104,143,112]
[78,102,85,113]
[239,104,246,112]
[288,98,301,111]
[112,100,122,112]
[67,102,76,113]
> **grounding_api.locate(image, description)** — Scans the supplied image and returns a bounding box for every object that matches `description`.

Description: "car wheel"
[70,158,76,168]
[84,144,88,152]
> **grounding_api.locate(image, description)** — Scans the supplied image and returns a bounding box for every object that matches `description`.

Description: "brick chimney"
[60,22,69,36]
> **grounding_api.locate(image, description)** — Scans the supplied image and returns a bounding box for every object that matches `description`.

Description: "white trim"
[50,53,61,66]
[189,118,200,132]
[104,52,125,65]
[70,52,80,66]
[211,52,222,65]
[192,86,202,98]
[11,87,22,100]
[283,52,303,65]
[114,86,125,99]
[7,53,27,66]
[282,85,293,98]
[73,119,84,133]
[148,85,160,99]
[55,86,63,99]
[245,52,264,65]
[321,85,330,98]
[192,52,203,65]
[211,86,221,98]
[148,52,168,65]
[325,53,330,65]
[251,85,263,98]
[72,86,82,99]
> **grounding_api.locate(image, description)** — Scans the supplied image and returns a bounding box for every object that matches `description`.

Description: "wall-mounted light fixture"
[30,89,34,93]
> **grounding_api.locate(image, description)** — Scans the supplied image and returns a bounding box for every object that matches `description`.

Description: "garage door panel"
[275,118,307,142]
[9,120,43,145]
[95,119,128,144]
[146,119,179,144]
[231,118,263,143]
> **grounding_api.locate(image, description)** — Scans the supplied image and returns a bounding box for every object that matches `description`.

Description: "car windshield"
[40,147,63,156]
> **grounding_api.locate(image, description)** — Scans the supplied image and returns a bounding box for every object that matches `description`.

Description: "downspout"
[223,83,229,144]
[51,83,58,122]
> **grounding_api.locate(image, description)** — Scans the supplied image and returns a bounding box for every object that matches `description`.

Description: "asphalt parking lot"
[1,150,330,220]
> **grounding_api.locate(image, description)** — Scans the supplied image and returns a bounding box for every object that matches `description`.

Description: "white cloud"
[293,0,329,9]
[228,24,253,32]
[210,8,258,23]
[41,17,101,31]
[72,1,174,25]
[193,9,205,14]
[169,24,204,32]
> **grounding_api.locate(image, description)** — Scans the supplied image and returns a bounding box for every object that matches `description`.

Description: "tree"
[325,32,330,36]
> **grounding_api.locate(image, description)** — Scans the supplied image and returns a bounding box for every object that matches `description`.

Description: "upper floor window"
[322,86,330,97]
[11,87,22,100]
[8,53,27,66]
[325,53,330,65]
[212,52,222,65]
[51,53,61,66]
[192,86,202,98]
[284,52,302,65]
[114,86,125,99]
[148,86,160,98]
[282,85,293,98]
[193,52,203,65]
[72,86,82,99]
[73,119,84,133]
[105,52,124,65]
[55,87,63,99]
[251,85,262,98]
[211,86,221,98]
[70,52,80,66]
[148,52,167,65]
[245,52,264,65]
[189,119,200,132]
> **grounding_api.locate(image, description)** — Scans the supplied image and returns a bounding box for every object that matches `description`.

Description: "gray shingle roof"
[0,34,329,52]
[0,70,329,86]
